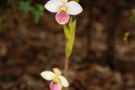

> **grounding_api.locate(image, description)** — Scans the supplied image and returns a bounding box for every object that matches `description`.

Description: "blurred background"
[0,0,135,90]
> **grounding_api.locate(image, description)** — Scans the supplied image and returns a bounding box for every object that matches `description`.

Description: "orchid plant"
[41,0,83,90]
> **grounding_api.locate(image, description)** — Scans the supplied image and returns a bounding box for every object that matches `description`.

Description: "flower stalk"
[64,56,69,77]
[63,18,76,78]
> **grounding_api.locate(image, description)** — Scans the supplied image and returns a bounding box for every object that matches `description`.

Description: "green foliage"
[31,4,44,24]
[19,0,44,24]
[19,0,31,12]
[64,18,76,58]
[131,9,135,24]
[0,18,9,29]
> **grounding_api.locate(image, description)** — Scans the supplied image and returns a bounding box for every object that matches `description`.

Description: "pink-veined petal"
[50,81,62,90]
[44,0,63,13]
[59,76,69,87]
[55,12,70,25]
[40,71,55,81]
[65,1,83,15]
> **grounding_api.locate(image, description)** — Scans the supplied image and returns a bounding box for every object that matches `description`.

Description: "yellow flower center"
[53,75,60,83]
[60,6,67,13]
[53,79,59,83]
[52,68,61,83]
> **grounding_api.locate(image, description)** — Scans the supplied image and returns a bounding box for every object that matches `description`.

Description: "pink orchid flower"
[41,68,69,90]
[44,0,83,25]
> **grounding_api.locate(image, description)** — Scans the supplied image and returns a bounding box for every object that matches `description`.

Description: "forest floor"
[0,6,135,90]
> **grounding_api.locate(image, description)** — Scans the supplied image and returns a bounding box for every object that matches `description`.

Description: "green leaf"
[31,4,44,24]
[64,25,71,39]
[18,1,45,24]
[65,37,74,57]
[19,0,32,12]
[65,18,76,57]
[36,4,44,11]
[70,19,76,34]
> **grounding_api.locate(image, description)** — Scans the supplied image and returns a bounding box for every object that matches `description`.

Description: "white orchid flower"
[44,0,83,25]
[41,68,69,90]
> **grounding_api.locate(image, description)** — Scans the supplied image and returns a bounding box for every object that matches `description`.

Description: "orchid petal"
[44,0,63,13]
[53,68,62,75]
[41,71,55,80]
[59,76,69,87]
[55,12,70,25]
[65,1,83,15]
[50,81,62,90]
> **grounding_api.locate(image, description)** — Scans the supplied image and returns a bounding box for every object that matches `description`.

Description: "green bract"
[64,18,76,58]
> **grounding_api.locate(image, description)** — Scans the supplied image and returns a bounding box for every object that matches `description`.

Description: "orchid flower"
[44,0,83,25]
[41,68,69,90]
